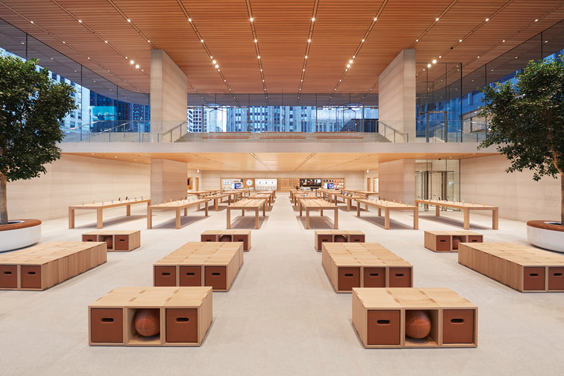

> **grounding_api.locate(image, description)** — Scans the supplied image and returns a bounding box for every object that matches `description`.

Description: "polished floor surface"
[1,193,563,376]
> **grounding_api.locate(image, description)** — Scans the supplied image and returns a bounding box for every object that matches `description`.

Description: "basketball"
[334,235,347,242]
[134,309,160,337]
[219,235,231,242]
[452,237,462,250]
[405,310,431,339]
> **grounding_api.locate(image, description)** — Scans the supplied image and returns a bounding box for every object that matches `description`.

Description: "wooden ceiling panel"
[0,0,562,100]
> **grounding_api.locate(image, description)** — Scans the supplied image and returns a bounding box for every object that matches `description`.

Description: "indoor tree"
[479,55,564,224]
[0,55,76,225]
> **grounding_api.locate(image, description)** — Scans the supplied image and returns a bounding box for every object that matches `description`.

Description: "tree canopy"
[0,55,76,182]
[479,56,564,181]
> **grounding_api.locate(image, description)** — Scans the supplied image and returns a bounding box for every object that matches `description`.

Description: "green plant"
[479,56,564,224]
[0,55,76,225]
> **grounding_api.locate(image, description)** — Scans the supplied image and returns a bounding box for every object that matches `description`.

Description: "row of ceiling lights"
[296,0,320,104]
[246,0,268,103]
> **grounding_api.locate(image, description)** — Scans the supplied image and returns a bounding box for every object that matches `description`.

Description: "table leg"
[334,208,338,229]
[384,209,390,229]
[321,209,324,216]
[413,208,419,230]
[436,205,440,217]
[463,208,470,230]
[378,208,381,217]
[263,203,266,216]
[306,209,310,229]
[184,208,188,216]
[299,202,302,217]
[347,199,350,212]
[97,208,103,229]
[205,201,209,216]
[176,209,181,229]
[126,204,131,216]
[365,203,368,211]
[357,204,360,217]
[242,209,245,217]
[147,208,152,229]
[215,199,219,211]
[226,208,231,229]
[255,208,259,229]
[492,208,499,230]
[68,208,75,229]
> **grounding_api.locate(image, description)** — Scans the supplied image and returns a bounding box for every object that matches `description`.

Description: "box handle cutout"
[440,240,446,243]
[162,272,171,276]
[450,318,465,324]
[119,239,125,242]
[529,273,539,277]
[186,272,195,276]
[27,271,36,275]
[395,273,404,277]
[376,320,391,325]
[176,317,189,322]
[344,273,354,277]
[3,271,12,275]
[101,318,115,323]
[369,273,379,277]
[554,273,563,277]
[211,272,221,276]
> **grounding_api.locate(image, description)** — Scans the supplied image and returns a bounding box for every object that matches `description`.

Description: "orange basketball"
[334,235,347,242]
[134,309,160,337]
[452,237,462,250]
[219,235,231,242]
[405,310,431,339]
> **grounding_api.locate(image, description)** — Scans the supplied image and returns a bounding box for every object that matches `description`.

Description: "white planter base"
[0,221,42,253]
[527,223,564,254]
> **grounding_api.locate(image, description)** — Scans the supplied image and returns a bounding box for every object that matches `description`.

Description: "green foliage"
[0,55,76,182]
[479,56,564,181]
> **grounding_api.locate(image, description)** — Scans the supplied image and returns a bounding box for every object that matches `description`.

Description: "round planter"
[527,220,564,254]
[0,219,42,253]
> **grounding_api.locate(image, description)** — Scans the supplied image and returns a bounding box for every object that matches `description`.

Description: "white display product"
[255,179,277,191]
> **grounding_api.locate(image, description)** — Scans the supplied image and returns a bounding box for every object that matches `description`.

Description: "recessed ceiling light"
[308,39,311,43]
[535,19,538,22]
[135,64,140,69]
[78,20,82,23]
[305,55,308,59]
[349,59,353,64]
[485,18,489,21]
[432,59,437,64]
[200,39,204,43]
[459,39,462,42]
[439,55,442,58]
[127,19,131,23]
[213,60,217,64]
[374,17,377,21]
[311,17,315,22]
[188,18,192,22]
[502,39,506,42]
[416,39,419,42]
[130,60,134,65]
[30,21,34,24]
[435,17,439,21]
[250,17,254,22]
[105,40,108,43]
[215,64,219,68]
[477,56,480,58]
[62,41,66,44]
[347,64,350,68]
[254,39,258,43]
[362,39,365,42]
[303,68,305,71]
[257,55,260,59]
[147,40,150,43]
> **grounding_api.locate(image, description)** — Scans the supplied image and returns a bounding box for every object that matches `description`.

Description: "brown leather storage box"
[442,309,475,344]
[179,266,201,287]
[166,309,198,343]
[154,266,177,287]
[0,265,18,289]
[90,308,124,343]
[367,310,401,345]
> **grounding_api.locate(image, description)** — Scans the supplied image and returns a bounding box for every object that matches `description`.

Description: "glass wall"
[0,18,150,141]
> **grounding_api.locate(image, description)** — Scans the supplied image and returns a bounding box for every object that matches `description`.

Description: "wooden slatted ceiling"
[67,152,497,172]
[0,0,563,99]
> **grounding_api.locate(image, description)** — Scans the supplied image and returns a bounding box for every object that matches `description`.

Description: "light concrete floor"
[1,194,564,376]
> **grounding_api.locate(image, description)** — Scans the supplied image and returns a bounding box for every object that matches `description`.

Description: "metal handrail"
[160,121,188,142]
[377,121,409,143]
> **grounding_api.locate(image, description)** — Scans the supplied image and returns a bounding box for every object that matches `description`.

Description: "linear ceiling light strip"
[176,0,240,106]
[294,153,316,171]
[246,0,268,105]
[249,153,272,171]
[296,0,320,105]
[326,0,389,105]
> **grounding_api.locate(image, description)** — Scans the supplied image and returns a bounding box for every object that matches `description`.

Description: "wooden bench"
[82,230,141,252]
[201,230,252,251]
[314,230,365,251]
[89,287,212,346]
[424,231,483,252]
[322,243,412,293]
[458,243,564,292]
[0,242,107,290]
[353,288,477,348]
[154,242,244,291]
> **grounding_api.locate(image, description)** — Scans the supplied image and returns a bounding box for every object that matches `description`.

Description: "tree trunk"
[561,173,564,226]
[0,173,7,225]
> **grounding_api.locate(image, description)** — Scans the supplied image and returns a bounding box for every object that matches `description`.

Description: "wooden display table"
[154,242,244,291]
[248,193,273,206]
[201,230,252,251]
[69,198,151,229]
[317,189,341,203]
[0,242,107,290]
[222,190,243,203]
[147,199,209,229]
[82,230,141,251]
[424,231,483,252]
[293,192,317,205]
[334,193,364,211]
[314,230,365,251]
[226,199,267,229]
[353,288,478,348]
[322,243,412,292]
[416,199,499,230]
[89,286,212,346]
[298,199,338,229]
[356,199,419,230]
[204,193,231,211]
[458,243,564,292]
